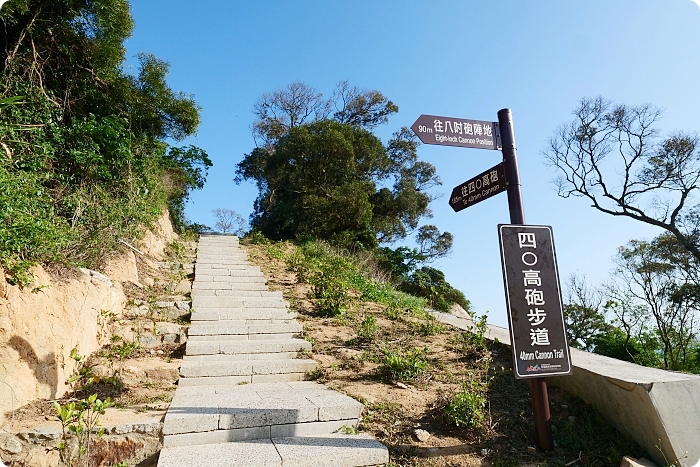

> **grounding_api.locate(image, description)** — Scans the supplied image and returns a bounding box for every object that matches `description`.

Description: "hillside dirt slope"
[243,240,646,467]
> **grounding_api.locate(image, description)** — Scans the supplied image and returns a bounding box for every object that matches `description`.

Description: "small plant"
[338,424,360,434]
[54,394,112,466]
[356,315,378,342]
[66,348,98,390]
[415,318,445,336]
[382,347,429,382]
[453,314,490,358]
[443,382,487,429]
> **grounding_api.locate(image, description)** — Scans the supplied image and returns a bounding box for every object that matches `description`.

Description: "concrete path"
[158,235,389,466]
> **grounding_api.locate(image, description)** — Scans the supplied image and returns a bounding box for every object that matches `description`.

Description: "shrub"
[382,347,429,381]
[443,383,487,428]
[400,266,470,312]
[356,315,379,342]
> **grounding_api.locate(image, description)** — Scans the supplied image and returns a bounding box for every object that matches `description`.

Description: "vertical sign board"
[498,225,572,379]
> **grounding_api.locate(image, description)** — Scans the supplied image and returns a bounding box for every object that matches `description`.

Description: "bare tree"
[252,82,330,147]
[562,273,608,351]
[251,81,398,148]
[331,80,398,129]
[212,208,247,235]
[544,96,700,262]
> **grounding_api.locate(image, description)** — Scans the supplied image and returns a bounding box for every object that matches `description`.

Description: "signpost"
[498,225,572,378]
[449,163,506,212]
[411,114,500,150]
[411,109,571,452]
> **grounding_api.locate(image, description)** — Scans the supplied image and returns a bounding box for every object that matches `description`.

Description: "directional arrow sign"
[449,163,506,212]
[411,114,500,150]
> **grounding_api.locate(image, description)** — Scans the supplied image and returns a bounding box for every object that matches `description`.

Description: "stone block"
[159,438,280,464]
[269,419,358,438]
[177,375,252,386]
[272,433,390,467]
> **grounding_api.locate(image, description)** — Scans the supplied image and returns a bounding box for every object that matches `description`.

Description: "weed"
[443,382,487,429]
[415,317,445,336]
[338,424,360,434]
[382,347,429,382]
[356,315,378,342]
[265,243,286,260]
[453,314,490,358]
[246,230,270,245]
[54,393,112,466]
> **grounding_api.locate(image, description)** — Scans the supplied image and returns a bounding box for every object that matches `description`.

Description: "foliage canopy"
[0,0,211,282]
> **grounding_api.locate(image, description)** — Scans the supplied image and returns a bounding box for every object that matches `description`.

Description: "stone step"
[158,434,389,467]
[186,338,311,357]
[190,309,294,322]
[191,290,283,298]
[192,280,268,290]
[179,359,318,378]
[195,272,265,280]
[191,297,288,308]
[193,263,253,270]
[163,382,361,437]
[183,352,300,361]
[188,322,302,337]
[195,257,250,264]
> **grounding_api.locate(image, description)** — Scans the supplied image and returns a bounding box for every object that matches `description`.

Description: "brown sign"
[449,163,506,212]
[498,225,572,379]
[411,114,500,150]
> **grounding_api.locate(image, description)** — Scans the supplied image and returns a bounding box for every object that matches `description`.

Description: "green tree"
[0,0,210,281]
[236,117,444,249]
[607,235,700,371]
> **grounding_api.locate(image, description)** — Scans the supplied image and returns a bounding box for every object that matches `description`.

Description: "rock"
[145,367,178,382]
[32,426,61,440]
[174,280,192,294]
[0,268,6,299]
[0,434,22,454]
[174,300,190,311]
[396,382,409,389]
[155,301,175,308]
[413,429,430,442]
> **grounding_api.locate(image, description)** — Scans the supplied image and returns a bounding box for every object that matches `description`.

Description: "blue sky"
[125,1,700,328]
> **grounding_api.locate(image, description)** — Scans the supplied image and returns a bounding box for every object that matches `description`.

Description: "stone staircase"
[157,234,389,466]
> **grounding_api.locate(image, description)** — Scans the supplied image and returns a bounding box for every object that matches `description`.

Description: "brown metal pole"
[497,108,554,451]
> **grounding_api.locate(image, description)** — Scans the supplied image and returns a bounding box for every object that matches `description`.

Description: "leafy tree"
[0,0,210,281]
[400,266,470,312]
[607,235,700,371]
[236,116,443,249]
[544,96,700,263]
[212,208,247,235]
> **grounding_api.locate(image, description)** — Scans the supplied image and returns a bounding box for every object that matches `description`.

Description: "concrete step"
[190,309,294,322]
[179,358,318,378]
[163,382,361,439]
[192,280,268,290]
[191,297,288,308]
[185,338,311,357]
[195,259,251,266]
[191,290,283,298]
[158,434,389,467]
[188,321,302,337]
